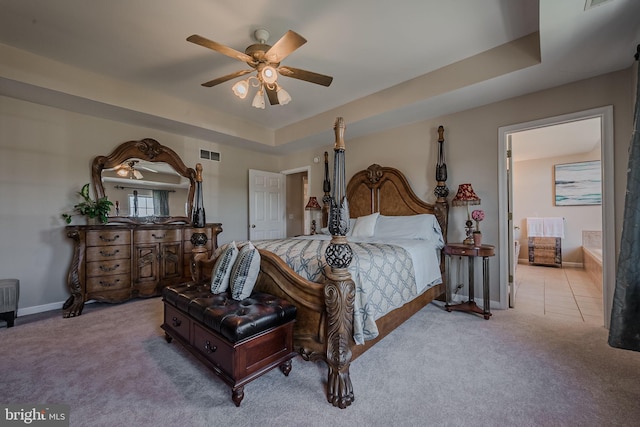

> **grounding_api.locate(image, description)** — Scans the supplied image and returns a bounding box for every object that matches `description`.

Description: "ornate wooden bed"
[193,122,449,408]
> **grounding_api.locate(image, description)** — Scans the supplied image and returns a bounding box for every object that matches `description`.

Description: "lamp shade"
[232,79,249,99]
[451,183,480,206]
[252,88,266,109]
[305,196,322,210]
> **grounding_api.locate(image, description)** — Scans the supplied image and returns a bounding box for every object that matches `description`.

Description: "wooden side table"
[444,243,495,319]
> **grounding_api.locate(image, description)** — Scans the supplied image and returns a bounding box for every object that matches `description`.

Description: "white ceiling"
[511,117,602,162]
[0,0,638,153]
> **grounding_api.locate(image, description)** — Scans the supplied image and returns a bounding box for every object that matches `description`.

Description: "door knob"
[251,224,256,228]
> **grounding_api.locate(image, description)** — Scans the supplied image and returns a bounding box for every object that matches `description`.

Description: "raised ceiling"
[0,0,638,153]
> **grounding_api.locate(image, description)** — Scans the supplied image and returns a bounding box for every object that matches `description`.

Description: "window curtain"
[609,47,640,351]
[153,190,170,216]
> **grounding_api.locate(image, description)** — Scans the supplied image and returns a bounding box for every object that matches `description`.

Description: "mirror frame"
[92,138,196,224]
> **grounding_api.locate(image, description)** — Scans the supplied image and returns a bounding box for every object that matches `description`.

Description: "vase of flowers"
[471,209,485,247]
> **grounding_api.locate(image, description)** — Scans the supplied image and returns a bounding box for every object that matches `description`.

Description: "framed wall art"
[554,160,602,206]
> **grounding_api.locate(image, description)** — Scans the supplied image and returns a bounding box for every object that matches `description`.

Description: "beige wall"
[0,66,634,314]
[0,96,279,312]
[513,149,602,264]
[281,68,634,308]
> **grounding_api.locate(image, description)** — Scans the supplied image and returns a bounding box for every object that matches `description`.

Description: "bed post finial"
[324,116,355,409]
[434,126,450,241]
[322,151,331,228]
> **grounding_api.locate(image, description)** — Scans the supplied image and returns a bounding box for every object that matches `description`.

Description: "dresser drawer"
[86,259,131,277]
[86,244,131,261]
[86,273,130,292]
[134,229,181,244]
[164,305,191,343]
[86,230,131,247]
[192,322,234,376]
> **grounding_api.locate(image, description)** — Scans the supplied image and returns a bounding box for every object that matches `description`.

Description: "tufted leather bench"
[161,282,297,406]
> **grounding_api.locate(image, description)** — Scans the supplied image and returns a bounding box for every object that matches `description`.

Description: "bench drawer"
[164,305,191,342]
[193,322,234,376]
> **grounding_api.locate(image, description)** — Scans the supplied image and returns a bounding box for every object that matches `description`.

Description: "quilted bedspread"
[252,238,418,345]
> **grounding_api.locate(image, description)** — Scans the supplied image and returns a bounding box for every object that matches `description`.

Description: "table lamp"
[305,196,322,234]
[451,183,481,245]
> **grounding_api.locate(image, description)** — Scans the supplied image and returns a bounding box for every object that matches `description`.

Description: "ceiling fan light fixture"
[117,168,129,177]
[232,79,249,99]
[252,88,266,109]
[276,85,291,105]
[133,170,143,180]
[261,65,278,85]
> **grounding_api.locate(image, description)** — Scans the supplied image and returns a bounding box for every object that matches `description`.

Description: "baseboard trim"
[17,300,98,317]
[17,301,65,317]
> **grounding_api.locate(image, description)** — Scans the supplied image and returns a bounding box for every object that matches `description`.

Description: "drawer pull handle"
[99,264,120,272]
[99,234,119,242]
[152,233,166,239]
[204,341,217,353]
[99,249,120,257]
[99,279,119,287]
[171,316,181,327]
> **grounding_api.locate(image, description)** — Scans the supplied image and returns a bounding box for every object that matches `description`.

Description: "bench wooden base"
[162,302,296,406]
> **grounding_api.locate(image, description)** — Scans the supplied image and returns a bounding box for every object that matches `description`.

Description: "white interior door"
[248,169,285,240]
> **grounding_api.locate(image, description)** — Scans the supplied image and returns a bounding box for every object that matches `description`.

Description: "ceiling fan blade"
[264,30,306,63]
[187,34,254,63]
[201,69,253,87]
[278,66,333,87]
[265,86,279,105]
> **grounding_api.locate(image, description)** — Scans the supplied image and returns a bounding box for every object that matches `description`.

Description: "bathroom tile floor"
[514,263,604,326]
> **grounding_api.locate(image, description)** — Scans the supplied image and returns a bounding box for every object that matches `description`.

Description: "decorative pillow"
[351,212,380,238]
[229,241,261,300]
[210,241,239,294]
[374,214,441,240]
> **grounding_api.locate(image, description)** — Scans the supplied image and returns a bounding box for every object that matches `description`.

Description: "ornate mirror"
[92,138,196,224]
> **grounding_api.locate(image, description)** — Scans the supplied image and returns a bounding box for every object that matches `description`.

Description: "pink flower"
[471,209,485,232]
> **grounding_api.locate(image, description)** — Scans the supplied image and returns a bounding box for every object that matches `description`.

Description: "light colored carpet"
[1,298,639,427]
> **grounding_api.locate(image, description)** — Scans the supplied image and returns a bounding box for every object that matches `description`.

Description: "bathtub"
[582,231,602,293]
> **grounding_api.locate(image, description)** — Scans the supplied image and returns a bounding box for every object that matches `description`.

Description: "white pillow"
[229,241,261,300]
[351,212,380,238]
[210,241,238,294]
[374,214,442,241]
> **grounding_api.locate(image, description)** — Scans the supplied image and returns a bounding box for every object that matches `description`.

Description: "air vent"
[585,0,613,10]
[200,149,220,161]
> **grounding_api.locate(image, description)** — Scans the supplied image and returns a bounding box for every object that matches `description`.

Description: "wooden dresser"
[64,222,221,317]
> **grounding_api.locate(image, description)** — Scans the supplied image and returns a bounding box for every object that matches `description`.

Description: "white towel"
[527,217,544,237]
[543,217,565,238]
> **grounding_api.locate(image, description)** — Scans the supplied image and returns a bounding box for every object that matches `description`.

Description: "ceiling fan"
[187,29,333,107]
[114,160,156,180]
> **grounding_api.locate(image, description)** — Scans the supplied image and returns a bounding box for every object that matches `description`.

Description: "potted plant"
[62,183,113,225]
[471,209,485,247]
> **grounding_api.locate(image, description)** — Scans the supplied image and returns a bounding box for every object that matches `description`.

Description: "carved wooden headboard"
[345,164,449,241]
